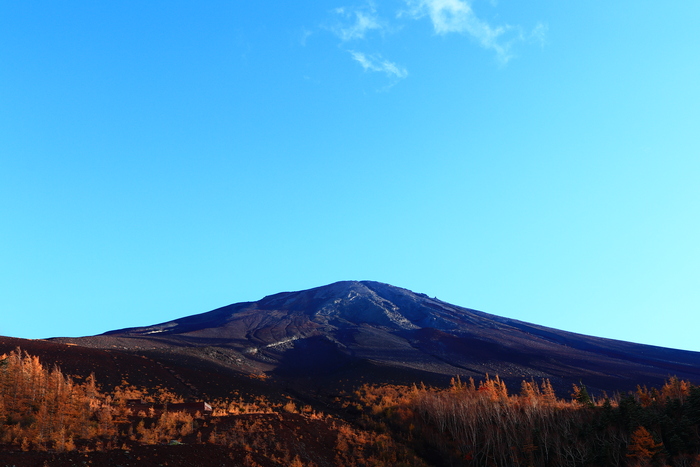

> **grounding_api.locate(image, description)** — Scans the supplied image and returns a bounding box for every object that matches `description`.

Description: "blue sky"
[2,1,699,351]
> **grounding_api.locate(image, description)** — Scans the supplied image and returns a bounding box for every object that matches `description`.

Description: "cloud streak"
[350,51,408,79]
[330,4,383,42]
[530,22,548,47]
[403,0,514,62]
[321,0,545,84]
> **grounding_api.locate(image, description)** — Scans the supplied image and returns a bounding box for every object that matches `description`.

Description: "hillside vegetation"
[350,376,700,466]
[0,348,424,466]
[3,348,700,466]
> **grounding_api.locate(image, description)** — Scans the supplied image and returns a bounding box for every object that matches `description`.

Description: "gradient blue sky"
[2,1,699,351]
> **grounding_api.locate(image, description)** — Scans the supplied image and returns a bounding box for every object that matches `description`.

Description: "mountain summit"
[106,281,487,337]
[66,281,700,393]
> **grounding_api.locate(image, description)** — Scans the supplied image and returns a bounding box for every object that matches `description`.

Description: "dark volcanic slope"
[57,281,700,393]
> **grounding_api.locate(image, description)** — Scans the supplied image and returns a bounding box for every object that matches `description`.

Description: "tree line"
[0,348,426,466]
[351,375,700,466]
[5,346,700,465]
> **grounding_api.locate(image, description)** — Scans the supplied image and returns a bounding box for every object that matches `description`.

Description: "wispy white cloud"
[300,27,313,46]
[319,0,545,85]
[401,0,532,63]
[330,4,383,41]
[530,22,548,47]
[350,51,408,79]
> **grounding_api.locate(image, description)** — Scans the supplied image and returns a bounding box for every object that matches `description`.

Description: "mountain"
[7,282,700,464]
[51,280,700,395]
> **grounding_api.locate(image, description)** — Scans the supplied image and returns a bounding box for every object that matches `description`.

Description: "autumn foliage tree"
[0,349,104,451]
[6,348,700,466]
[352,376,700,466]
[626,426,663,466]
[0,348,426,466]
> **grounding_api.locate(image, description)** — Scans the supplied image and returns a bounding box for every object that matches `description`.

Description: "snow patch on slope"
[243,335,301,355]
[315,288,419,330]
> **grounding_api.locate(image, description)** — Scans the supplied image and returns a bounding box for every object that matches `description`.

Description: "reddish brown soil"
[0,337,287,402]
[0,444,255,467]
[0,413,364,467]
[0,336,187,392]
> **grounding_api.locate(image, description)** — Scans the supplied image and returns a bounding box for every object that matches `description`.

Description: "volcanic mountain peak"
[67,280,700,394]
[109,280,453,338]
[257,281,428,329]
